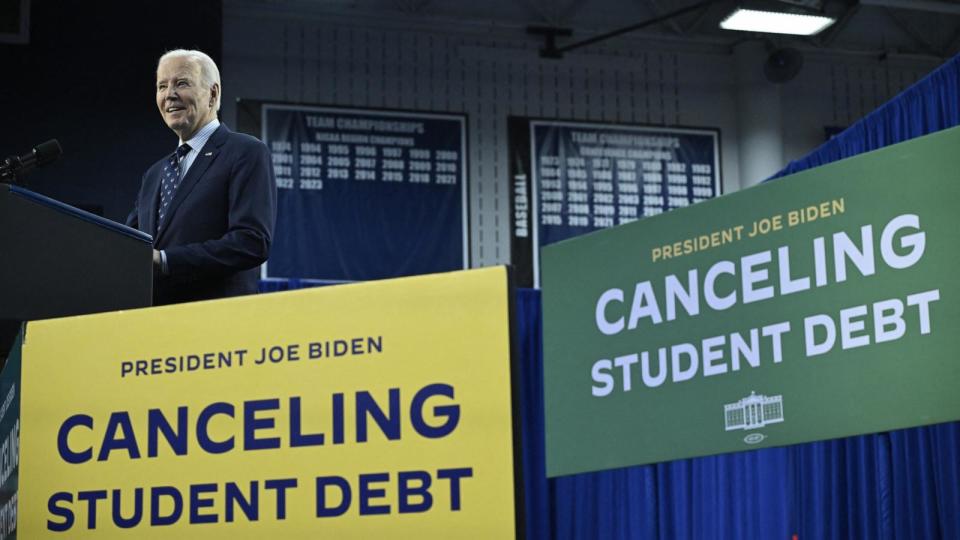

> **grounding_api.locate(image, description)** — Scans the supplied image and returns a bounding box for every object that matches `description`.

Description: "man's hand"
[153,249,161,267]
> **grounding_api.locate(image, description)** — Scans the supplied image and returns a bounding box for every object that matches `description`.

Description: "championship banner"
[542,125,960,477]
[509,117,721,287]
[256,102,468,281]
[15,267,520,538]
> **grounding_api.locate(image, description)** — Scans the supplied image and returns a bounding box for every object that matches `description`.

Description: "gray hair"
[158,49,222,111]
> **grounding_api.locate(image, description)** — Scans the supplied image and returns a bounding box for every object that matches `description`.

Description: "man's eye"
[177,81,189,88]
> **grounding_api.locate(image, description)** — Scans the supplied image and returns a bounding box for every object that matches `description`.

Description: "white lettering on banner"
[514,175,529,238]
[589,209,940,398]
[591,288,939,397]
[590,321,791,396]
[804,290,940,356]
[595,213,927,335]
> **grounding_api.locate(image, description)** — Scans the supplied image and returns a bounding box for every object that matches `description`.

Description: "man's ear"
[209,83,220,108]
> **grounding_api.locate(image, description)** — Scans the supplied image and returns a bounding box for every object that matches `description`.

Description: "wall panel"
[223,3,940,269]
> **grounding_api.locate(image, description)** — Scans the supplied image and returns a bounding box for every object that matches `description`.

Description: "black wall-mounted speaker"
[764,47,804,83]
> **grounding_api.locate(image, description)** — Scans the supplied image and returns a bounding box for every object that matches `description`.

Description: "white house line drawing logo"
[724,391,784,431]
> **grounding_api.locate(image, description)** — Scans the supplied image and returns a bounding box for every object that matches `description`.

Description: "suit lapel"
[156,125,228,242]
[143,168,161,237]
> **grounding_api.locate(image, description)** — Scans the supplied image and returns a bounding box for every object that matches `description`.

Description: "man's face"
[156,57,218,140]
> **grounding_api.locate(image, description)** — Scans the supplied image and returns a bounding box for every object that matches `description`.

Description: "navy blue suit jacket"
[127,124,277,306]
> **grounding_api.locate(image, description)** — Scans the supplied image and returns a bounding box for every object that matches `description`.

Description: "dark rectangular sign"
[261,104,468,281]
[510,118,720,287]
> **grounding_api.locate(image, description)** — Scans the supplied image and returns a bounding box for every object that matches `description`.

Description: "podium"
[0,183,153,360]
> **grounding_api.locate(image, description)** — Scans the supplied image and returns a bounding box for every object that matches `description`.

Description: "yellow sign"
[17,267,518,538]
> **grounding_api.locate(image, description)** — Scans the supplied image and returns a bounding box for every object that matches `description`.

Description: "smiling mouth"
[166,106,185,113]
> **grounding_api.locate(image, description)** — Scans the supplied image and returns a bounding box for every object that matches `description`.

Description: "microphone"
[0,139,63,182]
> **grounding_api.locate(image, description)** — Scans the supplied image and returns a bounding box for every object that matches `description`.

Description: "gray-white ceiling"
[258,0,960,60]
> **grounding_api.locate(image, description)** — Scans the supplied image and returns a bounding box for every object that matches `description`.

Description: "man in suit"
[127,50,276,306]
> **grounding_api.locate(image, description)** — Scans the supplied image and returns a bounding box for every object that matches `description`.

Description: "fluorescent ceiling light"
[720,8,835,36]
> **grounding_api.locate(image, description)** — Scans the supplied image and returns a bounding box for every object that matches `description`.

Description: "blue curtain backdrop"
[259,53,960,539]
[770,54,960,180]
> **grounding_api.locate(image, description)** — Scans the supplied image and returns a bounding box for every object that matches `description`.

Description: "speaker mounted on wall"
[764,47,804,83]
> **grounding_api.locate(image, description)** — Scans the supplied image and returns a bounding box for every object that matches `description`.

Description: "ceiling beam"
[882,7,943,57]
[639,0,685,34]
[392,0,431,14]
[860,0,960,16]
[541,0,714,57]
[942,24,960,56]
[516,0,557,24]
[681,0,714,35]
[813,3,859,47]
[559,0,592,24]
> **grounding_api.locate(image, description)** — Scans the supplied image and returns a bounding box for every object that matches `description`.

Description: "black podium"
[0,183,153,360]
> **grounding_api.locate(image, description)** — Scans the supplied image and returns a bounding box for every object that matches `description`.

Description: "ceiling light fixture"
[719,8,835,36]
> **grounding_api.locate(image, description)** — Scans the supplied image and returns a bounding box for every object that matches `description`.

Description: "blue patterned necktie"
[158,143,191,227]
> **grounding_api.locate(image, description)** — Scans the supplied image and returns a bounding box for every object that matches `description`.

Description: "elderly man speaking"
[127,49,276,306]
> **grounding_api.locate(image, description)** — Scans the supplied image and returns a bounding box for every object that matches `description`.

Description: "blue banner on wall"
[261,105,468,281]
[509,118,721,287]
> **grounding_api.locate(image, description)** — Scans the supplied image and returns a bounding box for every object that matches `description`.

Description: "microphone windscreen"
[34,139,62,166]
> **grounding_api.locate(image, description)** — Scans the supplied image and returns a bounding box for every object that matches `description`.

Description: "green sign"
[542,125,960,477]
